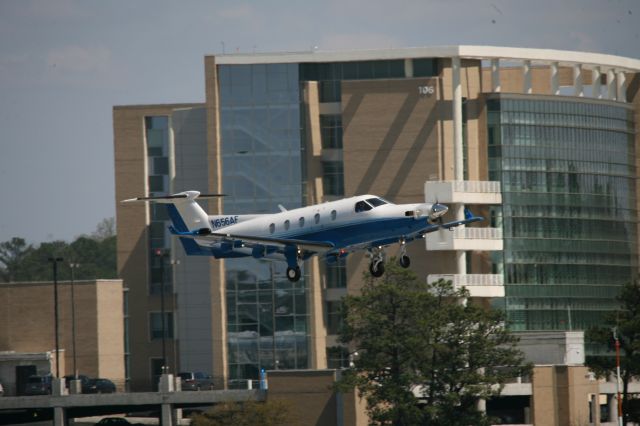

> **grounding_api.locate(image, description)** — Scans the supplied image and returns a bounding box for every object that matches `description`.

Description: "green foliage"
[338,260,529,426]
[586,279,640,423]
[0,219,117,282]
[190,400,293,426]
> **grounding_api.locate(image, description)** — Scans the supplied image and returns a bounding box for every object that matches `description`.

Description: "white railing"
[453,227,503,240]
[448,180,501,193]
[428,274,504,287]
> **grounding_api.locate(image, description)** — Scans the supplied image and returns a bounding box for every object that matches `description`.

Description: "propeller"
[409,202,448,221]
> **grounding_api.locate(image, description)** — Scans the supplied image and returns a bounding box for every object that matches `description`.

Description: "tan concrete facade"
[531,365,600,426]
[0,280,125,390]
[114,103,199,390]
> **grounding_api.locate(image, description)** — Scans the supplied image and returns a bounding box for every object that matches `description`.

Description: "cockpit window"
[354,201,373,213]
[366,197,388,207]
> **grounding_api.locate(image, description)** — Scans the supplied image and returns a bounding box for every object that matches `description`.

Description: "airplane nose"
[430,203,448,219]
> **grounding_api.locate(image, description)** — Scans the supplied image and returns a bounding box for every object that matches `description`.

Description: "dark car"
[84,378,116,394]
[24,375,52,395]
[178,372,214,391]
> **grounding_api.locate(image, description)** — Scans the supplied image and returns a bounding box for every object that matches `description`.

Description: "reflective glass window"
[487,95,637,333]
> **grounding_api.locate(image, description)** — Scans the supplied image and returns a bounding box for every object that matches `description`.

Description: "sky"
[0,0,638,244]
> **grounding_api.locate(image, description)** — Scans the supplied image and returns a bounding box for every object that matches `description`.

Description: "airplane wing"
[423,208,484,234]
[170,227,334,253]
[210,232,335,252]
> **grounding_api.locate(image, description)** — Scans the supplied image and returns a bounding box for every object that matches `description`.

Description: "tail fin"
[122,190,224,232]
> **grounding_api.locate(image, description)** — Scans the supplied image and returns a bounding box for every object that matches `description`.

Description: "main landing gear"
[368,240,412,278]
[368,247,385,277]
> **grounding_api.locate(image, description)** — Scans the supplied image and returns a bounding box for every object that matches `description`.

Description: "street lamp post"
[48,257,64,378]
[69,263,80,379]
[155,249,168,374]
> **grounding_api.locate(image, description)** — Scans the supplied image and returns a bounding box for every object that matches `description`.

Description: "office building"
[114,45,640,390]
[0,279,125,395]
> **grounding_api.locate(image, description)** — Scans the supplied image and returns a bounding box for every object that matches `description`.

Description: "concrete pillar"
[607,69,617,100]
[159,373,174,392]
[404,58,413,78]
[592,66,602,99]
[452,57,463,182]
[608,394,618,424]
[161,403,174,426]
[589,393,599,425]
[617,71,627,102]
[452,57,466,277]
[523,60,532,94]
[54,406,66,426]
[491,58,500,92]
[573,64,584,97]
[70,379,82,394]
[550,62,560,95]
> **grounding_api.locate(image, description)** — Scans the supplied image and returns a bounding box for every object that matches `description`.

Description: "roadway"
[0,390,266,425]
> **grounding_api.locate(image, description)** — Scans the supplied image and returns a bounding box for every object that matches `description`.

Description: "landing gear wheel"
[399,255,411,269]
[286,266,301,282]
[369,260,385,277]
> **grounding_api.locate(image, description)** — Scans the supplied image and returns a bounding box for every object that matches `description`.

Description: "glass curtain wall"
[144,117,174,294]
[487,95,637,331]
[218,64,307,383]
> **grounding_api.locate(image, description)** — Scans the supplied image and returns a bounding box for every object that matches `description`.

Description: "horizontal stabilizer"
[122,191,225,203]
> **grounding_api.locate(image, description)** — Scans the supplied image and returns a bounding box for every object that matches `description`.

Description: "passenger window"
[269,223,275,234]
[314,213,320,224]
[299,217,305,227]
[331,210,337,220]
[284,220,290,230]
[355,201,372,213]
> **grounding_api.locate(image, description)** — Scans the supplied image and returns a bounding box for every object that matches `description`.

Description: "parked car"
[84,378,116,394]
[24,375,52,395]
[178,372,214,391]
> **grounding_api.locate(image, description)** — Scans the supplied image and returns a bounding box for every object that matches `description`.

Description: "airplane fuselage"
[197,195,430,260]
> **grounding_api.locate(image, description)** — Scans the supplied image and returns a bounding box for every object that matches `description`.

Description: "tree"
[91,217,115,241]
[190,400,293,426]
[586,279,640,423]
[337,261,528,426]
[0,218,117,282]
[0,237,33,282]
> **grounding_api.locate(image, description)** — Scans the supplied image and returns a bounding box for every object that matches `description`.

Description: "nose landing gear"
[398,239,411,269]
[286,266,301,282]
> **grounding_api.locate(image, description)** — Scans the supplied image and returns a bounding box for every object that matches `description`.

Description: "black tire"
[369,261,385,277]
[286,266,301,282]
[399,255,411,268]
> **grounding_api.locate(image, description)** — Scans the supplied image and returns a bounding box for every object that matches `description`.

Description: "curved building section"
[487,95,637,331]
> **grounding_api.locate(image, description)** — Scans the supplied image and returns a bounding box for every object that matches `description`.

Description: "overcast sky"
[0,0,638,244]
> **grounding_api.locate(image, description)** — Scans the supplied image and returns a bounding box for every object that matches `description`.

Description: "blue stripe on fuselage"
[272,216,429,248]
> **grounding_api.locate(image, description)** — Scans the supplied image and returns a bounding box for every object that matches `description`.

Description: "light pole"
[69,263,80,379]
[48,257,64,378]
[155,249,168,374]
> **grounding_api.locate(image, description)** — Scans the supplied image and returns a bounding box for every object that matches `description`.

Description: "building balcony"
[427,274,505,298]
[426,227,503,251]
[425,180,502,204]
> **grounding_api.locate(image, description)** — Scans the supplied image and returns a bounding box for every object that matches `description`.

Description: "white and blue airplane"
[123,191,483,282]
